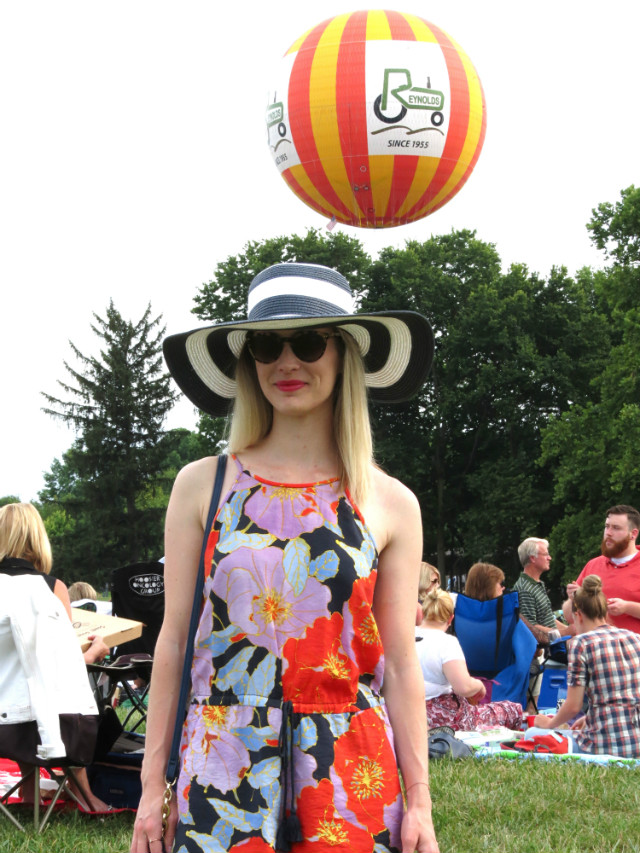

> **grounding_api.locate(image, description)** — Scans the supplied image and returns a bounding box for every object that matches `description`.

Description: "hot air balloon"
[266,9,486,228]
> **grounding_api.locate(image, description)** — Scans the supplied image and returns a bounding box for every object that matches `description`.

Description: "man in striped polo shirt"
[515,538,570,639]
[515,538,571,711]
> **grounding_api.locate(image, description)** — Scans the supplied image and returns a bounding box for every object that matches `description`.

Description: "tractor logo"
[373,68,445,127]
[267,100,288,147]
[266,98,291,167]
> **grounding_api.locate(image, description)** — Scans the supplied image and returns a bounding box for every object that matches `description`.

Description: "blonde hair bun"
[421,588,454,623]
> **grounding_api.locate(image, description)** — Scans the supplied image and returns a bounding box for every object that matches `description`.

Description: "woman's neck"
[576,615,608,634]
[419,619,449,632]
[242,411,340,482]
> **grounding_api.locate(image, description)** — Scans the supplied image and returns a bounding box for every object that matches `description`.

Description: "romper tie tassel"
[276,700,303,852]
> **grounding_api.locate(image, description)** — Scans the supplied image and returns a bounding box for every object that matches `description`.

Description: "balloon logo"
[266,10,486,228]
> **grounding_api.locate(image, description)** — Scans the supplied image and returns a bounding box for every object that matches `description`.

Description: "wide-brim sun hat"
[163,262,434,417]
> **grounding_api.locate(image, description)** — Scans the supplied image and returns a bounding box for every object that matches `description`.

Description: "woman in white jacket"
[0,502,110,812]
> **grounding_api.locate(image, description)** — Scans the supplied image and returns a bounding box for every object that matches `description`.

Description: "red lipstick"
[276,381,305,392]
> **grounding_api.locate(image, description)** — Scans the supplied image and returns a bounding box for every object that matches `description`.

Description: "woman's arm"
[131,456,220,853]
[53,578,73,619]
[442,659,485,699]
[371,473,439,853]
[534,685,585,728]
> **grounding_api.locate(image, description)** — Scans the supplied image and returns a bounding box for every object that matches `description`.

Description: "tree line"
[4,186,637,600]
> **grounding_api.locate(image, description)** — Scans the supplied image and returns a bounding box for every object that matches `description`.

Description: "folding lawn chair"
[0,575,100,832]
[87,560,165,732]
[452,590,538,709]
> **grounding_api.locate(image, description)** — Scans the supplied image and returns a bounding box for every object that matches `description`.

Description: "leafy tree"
[191,228,608,595]
[40,301,178,582]
[542,187,639,580]
[192,228,372,323]
[362,232,610,590]
[0,495,21,508]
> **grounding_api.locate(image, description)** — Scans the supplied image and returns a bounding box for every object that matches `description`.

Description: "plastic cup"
[526,715,537,728]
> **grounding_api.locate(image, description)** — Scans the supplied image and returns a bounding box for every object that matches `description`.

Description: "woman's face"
[493,580,504,598]
[249,328,342,417]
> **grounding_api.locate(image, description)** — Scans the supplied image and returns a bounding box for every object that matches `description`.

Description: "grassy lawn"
[1,758,638,853]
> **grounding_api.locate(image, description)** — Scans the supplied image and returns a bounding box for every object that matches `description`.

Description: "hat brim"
[163,312,434,417]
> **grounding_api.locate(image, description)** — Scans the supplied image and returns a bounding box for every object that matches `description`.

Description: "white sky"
[2,1,638,502]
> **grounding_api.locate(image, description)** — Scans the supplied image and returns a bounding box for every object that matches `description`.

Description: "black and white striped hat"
[163,262,434,416]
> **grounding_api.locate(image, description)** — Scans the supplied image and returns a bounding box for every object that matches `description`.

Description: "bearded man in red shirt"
[563,505,640,634]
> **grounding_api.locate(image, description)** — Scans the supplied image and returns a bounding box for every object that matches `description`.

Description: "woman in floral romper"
[131,263,440,853]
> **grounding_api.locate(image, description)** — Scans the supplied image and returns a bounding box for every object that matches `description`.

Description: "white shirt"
[414,627,466,700]
[0,575,98,759]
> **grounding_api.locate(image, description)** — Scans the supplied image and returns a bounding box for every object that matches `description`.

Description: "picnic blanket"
[0,758,63,805]
[0,758,133,813]
[472,743,640,767]
[453,728,640,768]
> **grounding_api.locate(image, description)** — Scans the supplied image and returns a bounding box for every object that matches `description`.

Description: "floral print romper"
[173,456,404,853]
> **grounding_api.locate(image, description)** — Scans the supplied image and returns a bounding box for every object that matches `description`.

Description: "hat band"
[247,275,355,319]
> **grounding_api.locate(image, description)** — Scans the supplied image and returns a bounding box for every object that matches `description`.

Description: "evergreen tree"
[41,301,177,581]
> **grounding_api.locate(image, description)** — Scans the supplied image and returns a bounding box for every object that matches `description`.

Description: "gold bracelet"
[405,781,430,793]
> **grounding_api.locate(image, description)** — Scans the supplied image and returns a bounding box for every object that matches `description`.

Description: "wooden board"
[72,608,143,651]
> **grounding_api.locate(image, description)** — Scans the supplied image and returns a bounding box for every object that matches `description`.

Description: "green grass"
[115,703,146,735]
[430,759,640,853]
[1,759,639,852]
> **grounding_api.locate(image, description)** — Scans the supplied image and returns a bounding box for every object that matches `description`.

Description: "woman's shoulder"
[362,465,421,554]
[169,455,233,526]
[368,465,419,513]
[416,629,463,659]
[173,455,227,491]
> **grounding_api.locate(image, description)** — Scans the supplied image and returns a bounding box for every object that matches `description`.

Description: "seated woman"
[0,502,111,811]
[465,560,544,711]
[464,561,504,600]
[415,587,522,731]
[0,504,108,664]
[533,575,640,756]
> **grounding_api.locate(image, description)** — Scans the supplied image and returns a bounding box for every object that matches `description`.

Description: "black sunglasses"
[246,330,340,364]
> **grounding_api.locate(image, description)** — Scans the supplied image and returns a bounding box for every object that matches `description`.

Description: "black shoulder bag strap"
[162,455,228,829]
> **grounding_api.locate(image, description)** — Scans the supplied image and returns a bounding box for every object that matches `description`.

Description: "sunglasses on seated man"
[246,330,341,364]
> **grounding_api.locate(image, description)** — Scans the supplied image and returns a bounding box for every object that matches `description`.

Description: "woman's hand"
[130,781,177,853]
[83,634,110,664]
[570,715,586,731]
[401,796,440,853]
[533,714,553,728]
[467,679,486,705]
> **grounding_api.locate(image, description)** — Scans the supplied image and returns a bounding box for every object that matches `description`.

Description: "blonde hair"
[0,502,53,575]
[421,587,454,623]
[464,562,505,601]
[68,581,97,602]
[573,574,608,621]
[227,329,374,504]
[418,562,440,603]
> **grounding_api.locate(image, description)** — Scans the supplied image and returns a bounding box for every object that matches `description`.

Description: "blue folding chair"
[452,590,537,709]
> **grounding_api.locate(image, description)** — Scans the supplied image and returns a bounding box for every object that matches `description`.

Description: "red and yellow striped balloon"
[266,10,486,228]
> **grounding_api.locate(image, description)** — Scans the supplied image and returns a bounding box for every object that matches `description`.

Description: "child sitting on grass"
[416,588,522,731]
